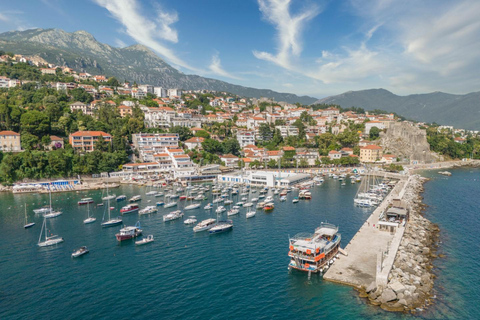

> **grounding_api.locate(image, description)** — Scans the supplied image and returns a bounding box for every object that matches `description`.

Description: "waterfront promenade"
[324,175,408,288]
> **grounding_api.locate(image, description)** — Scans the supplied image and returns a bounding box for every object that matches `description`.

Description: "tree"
[299,158,309,168]
[258,123,273,141]
[267,159,277,168]
[221,138,241,156]
[20,110,50,137]
[369,126,381,140]
[170,126,193,141]
[106,77,120,87]
[70,88,93,104]
[292,119,306,139]
[202,138,222,154]
[195,130,210,139]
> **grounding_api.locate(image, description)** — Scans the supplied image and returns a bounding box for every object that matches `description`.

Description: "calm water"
[0,172,478,319]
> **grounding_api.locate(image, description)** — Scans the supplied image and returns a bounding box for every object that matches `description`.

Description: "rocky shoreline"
[359,174,440,313]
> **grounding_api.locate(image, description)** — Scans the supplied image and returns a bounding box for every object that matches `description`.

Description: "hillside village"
[0,52,478,183]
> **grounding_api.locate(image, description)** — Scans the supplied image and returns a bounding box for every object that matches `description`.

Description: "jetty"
[324,172,409,288]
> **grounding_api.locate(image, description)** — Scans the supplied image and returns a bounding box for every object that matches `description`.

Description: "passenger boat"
[72,246,89,258]
[116,195,127,202]
[120,204,140,215]
[263,203,274,211]
[163,210,184,222]
[246,210,256,218]
[193,218,217,232]
[135,235,154,246]
[115,222,142,241]
[209,220,233,234]
[164,201,177,208]
[78,198,94,205]
[184,216,197,225]
[288,223,341,273]
[128,195,142,203]
[139,206,158,215]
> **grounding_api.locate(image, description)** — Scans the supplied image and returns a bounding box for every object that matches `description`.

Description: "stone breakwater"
[360,175,439,312]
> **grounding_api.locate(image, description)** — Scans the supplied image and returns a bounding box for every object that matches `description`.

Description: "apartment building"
[0,130,21,152]
[69,131,112,152]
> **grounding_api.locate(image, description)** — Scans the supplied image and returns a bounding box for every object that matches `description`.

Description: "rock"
[366,281,377,293]
[389,281,406,294]
[421,274,431,285]
[398,298,408,306]
[379,288,397,303]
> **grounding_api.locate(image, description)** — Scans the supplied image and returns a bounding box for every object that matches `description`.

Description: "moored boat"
[120,204,140,215]
[164,201,177,208]
[263,202,274,211]
[115,222,142,241]
[163,210,184,222]
[129,195,142,203]
[135,235,154,245]
[184,216,197,225]
[78,198,94,205]
[193,218,217,232]
[116,195,127,202]
[72,246,89,258]
[209,220,233,234]
[139,206,158,215]
[246,210,256,218]
[184,203,201,211]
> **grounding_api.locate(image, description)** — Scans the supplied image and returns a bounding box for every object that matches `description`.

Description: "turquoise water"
[0,172,478,319]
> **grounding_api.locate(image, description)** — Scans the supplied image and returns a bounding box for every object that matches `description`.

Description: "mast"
[24,203,27,224]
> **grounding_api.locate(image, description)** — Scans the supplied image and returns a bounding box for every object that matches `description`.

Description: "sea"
[0,169,478,319]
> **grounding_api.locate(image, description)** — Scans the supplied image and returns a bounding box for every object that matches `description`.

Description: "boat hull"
[24,223,35,229]
[101,219,122,228]
[116,231,142,241]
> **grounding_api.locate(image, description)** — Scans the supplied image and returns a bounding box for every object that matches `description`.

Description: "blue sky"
[1,0,480,98]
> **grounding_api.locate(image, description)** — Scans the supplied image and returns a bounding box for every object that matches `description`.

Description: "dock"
[323,173,408,288]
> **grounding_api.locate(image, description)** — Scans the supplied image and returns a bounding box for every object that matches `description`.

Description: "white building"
[236,130,256,148]
[217,170,311,187]
[138,84,154,94]
[168,88,182,98]
[275,125,299,138]
[154,87,168,98]
[132,133,180,162]
[365,121,385,134]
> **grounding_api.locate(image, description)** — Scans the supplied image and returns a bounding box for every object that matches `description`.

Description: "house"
[340,147,354,155]
[70,101,94,116]
[0,130,21,152]
[48,136,64,150]
[184,137,204,150]
[359,145,383,162]
[328,150,342,160]
[220,154,239,168]
[236,130,255,148]
[40,68,56,75]
[69,131,112,152]
[365,120,385,134]
[382,154,397,164]
[454,137,466,144]
[118,105,133,117]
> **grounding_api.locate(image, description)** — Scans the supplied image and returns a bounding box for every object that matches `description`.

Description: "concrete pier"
[323,175,408,288]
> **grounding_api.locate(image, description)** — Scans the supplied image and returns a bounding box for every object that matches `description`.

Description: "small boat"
[263,203,274,211]
[273,190,279,195]
[97,203,104,207]
[341,182,346,186]
[44,210,62,219]
[116,195,127,202]
[216,206,226,214]
[265,196,274,202]
[83,203,96,224]
[241,197,248,201]
[280,190,287,196]
[23,204,35,229]
[101,199,122,227]
[129,195,142,203]
[243,202,253,207]
[251,198,258,202]
[102,194,116,201]
[164,202,177,208]
[184,216,197,225]
[115,221,142,241]
[258,195,265,199]
[179,195,187,200]
[72,246,89,258]
[163,210,184,222]
[155,193,164,197]
[37,216,64,247]
[78,198,94,205]
[227,209,240,216]
[280,196,287,202]
[224,199,234,205]
[204,203,213,210]
[184,203,201,211]
[439,171,452,176]
[256,202,265,209]
[193,218,217,232]
[135,235,154,246]
[194,195,204,201]
[212,198,224,204]
[156,201,165,206]
[33,206,51,215]
[146,191,158,196]
[246,210,256,218]
[169,194,180,199]
[139,206,158,215]
[120,204,140,215]
[292,197,299,203]
[209,220,233,234]
[236,201,245,206]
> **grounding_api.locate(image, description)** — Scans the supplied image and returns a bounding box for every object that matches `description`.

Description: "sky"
[1,0,480,98]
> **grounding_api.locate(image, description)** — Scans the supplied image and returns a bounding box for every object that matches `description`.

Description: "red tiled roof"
[361,145,382,150]
[70,131,111,137]
[0,130,20,136]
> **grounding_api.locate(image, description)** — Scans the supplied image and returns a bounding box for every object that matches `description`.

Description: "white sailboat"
[83,202,96,224]
[24,203,35,229]
[37,215,64,247]
[101,196,122,228]
[44,188,62,219]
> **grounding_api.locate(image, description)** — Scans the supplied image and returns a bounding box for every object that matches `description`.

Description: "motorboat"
[204,203,213,210]
[179,195,187,201]
[139,206,158,215]
[243,202,253,207]
[280,196,287,202]
[209,220,233,234]
[116,195,127,201]
[280,190,288,196]
[193,218,217,232]
[72,246,89,258]
[292,197,299,203]
[115,222,142,241]
[265,196,274,202]
[235,201,245,206]
[184,203,201,211]
[224,199,234,205]
[184,216,197,225]
[129,195,142,202]
[120,204,140,215]
[164,202,177,208]
[156,201,165,206]
[241,197,248,201]
[102,194,116,201]
[146,191,158,196]
[263,203,274,211]
[163,210,184,222]
[215,206,226,214]
[135,235,154,246]
[246,210,256,218]
[78,198,94,205]
[251,198,258,202]
[227,208,239,216]
[256,202,265,209]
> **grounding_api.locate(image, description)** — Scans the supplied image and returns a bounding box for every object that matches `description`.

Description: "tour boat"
[135,235,154,246]
[204,203,213,210]
[263,203,274,211]
[129,195,142,203]
[215,206,226,214]
[139,206,158,215]
[37,216,64,247]
[227,208,240,216]
[78,198,94,205]
[193,218,217,232]
[246,210,256,218]
[163,210,184,222]
[83,203,96,224]
[243,202,253,207]
[120,204,140,215]
[164,201,177,208]
[288,223,341,273]
[184,203,201,211]
[280,196,287,202]
[209,220,233,234]
[23,204,35,229]
[72,246,89,258]
[184,216,197,225]
[116,195,127,202]
[115,221,142,241]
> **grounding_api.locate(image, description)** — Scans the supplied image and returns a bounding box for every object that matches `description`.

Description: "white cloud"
[0,13,9,22]
[208,53,241,80]
[253,0,320,69]
[94,0,196,71]
[114,38,127,48]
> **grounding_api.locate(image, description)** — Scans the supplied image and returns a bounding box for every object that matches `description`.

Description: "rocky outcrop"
[359,175,439,313]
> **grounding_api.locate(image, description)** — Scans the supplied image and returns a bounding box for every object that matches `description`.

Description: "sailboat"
[101,196,122,228]
[44,188,62,219]
[83,202,96,224]
[101,184,116,201]
[37,215,64,247]
[184,189,200,210]
[24,203,35,229]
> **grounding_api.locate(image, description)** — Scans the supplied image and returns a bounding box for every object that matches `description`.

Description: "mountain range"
[0,28,318,105]
[315,89,480,130]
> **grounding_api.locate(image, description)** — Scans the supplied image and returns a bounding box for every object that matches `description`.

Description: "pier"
[323,173,409,288]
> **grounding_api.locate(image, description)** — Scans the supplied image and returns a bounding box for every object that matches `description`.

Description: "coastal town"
[1,51,479,316]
